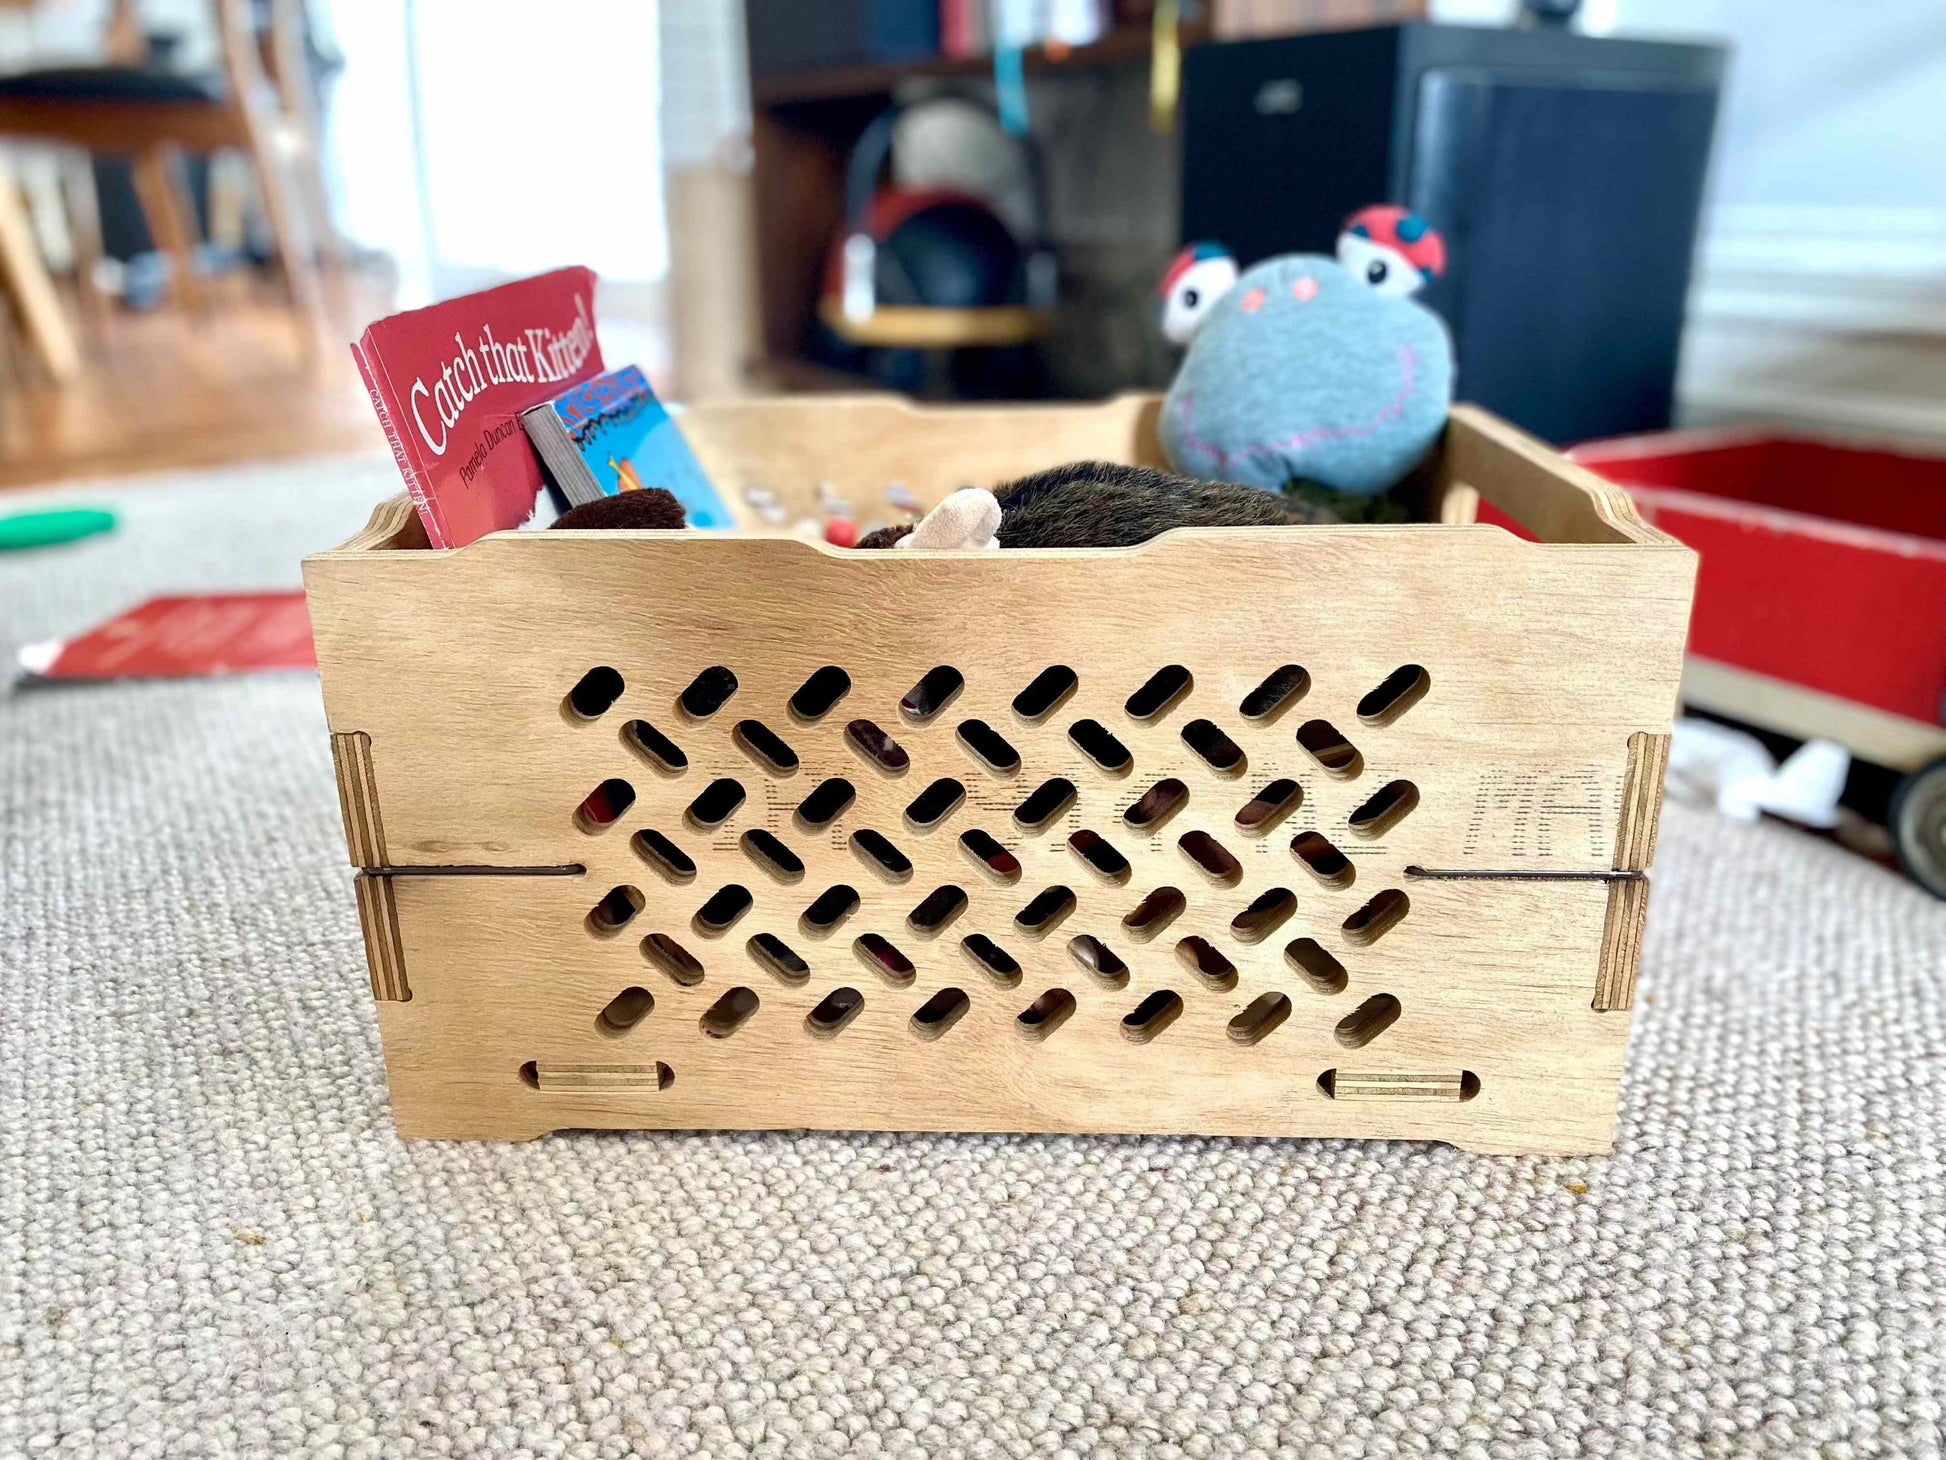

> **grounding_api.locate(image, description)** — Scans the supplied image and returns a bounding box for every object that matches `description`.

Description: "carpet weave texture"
[2,459,1942,1459]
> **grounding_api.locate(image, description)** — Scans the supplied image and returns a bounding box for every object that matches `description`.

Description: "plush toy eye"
[1337,233,1424,299]
[1159,248,1238,345]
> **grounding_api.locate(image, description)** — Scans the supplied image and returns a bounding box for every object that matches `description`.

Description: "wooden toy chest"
[302,395,1695,1154]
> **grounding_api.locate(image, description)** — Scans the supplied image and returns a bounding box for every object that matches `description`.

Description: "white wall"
[327,0,668,305]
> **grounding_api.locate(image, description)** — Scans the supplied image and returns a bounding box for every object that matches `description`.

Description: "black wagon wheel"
[1890,755,1946,900]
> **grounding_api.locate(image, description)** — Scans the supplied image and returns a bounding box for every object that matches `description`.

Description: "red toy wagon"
[1567,429,1946,897]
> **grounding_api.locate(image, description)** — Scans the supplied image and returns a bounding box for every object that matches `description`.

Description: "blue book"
[521,365,733,528]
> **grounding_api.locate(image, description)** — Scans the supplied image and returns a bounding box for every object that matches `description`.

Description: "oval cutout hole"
[700,985,760,1038]
[906,777,967,830]
[1342,888,1410,946]
[575,777,636,832]
[1292,831,1355,890]
[1228,992,1291,1046]
[1239,664,1309,722]
[790,665,852,723]
[1178,830,1243,887]
[909,884,969,935]
[1122,989,1184,1043]
[901,665,965,723]
[796,777,857,830]
[1315,1067,1477,1100]
[1013,665,1078,723]
[1126,665,1193,722]
[1175,937,1238,991]
[1124,778,1189,831]
[845,719,910,776]
[1017,987,1076,1041]
[960,934,1021,986]
[1069,829,1131,884]
[1067,934,1129,988]
[624,719,688,774]
[1182,719,1246,776]
[679,665,739,719]
[1236,779,1303,836]
[1122,885,1187,941]
[851,829,914,882]
[957,719,1021,775]
[587,884,645,936]
[806,985,865,1038]
[740,828,805,882]
[632,828,697,883]
[747,932,810,985]
[596,985,655,1035]
[1296,720,1364,778]
[1349,779,1420,839]
[1230,887,1297,944]
[642,932,705,987]
[535,1050,674,1089]
[693,884,754,935]
[519,1061,539,1088]
[854,933,916,985]
[910,987,971,1041]
[1014,777,1077,831]
[685,778,746,830]
[733,719,800,776]
[1015,885,1077,936]
[566,665,625,720]
[1335,992,1402,1048]
[1285,937,1348,995]
[1069,719,1132,775]
[959,829,1021,884]
[801,884,861,936]
[1357,664,1431,726]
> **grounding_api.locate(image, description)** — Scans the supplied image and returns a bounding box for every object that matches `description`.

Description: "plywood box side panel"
[1444,405,1690,549]
[678,392,1169,520]
[373,873,1626,1153]
[304,529,1692,874]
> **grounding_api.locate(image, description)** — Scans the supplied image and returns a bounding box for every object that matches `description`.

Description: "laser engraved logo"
[1463,768,1610,862]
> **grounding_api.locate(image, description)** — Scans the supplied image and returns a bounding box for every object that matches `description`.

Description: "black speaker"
[1181,24,1725,445]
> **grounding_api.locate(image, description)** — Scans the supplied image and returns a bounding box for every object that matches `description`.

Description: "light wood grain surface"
[304,396,1696,1151]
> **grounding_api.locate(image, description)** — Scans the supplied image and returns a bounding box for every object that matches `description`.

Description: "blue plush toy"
[1158,207,1455,499]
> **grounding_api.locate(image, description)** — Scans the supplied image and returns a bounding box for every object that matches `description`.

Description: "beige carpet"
[2,458,1942,1458]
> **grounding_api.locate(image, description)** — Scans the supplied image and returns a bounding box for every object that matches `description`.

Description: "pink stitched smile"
[1175,344,1424,473]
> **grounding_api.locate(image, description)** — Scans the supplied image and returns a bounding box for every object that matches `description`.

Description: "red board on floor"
[1566,430,1946,727]
[18,592,315,682]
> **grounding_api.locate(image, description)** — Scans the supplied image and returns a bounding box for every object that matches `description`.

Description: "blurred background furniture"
[1181,24,1723,443]
[0,0,340,324]
[740,1,1724,442]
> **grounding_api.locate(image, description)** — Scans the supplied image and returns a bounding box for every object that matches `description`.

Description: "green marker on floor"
[0,508,117,552]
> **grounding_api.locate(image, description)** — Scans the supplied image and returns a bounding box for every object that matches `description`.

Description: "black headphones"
[836,93,1058,324]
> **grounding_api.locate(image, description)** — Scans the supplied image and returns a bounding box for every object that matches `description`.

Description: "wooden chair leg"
[0,169,81,382]
[297,147,346,273]
[131,145,201,310]
[60,151,111,339]
[243,118,326,336]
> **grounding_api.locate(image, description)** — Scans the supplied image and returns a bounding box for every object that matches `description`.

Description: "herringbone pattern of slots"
[548,655,1443,1097]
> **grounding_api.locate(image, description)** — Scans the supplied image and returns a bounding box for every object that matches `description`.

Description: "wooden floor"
[0,276,387,490]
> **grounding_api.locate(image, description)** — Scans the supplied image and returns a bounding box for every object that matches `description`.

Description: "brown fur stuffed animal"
[857,460,1334,550]
[549,463,1335,545]
[550,488,687,531]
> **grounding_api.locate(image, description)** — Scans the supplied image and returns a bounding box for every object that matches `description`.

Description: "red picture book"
[16,592,317,682]
[351,267,605,548]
